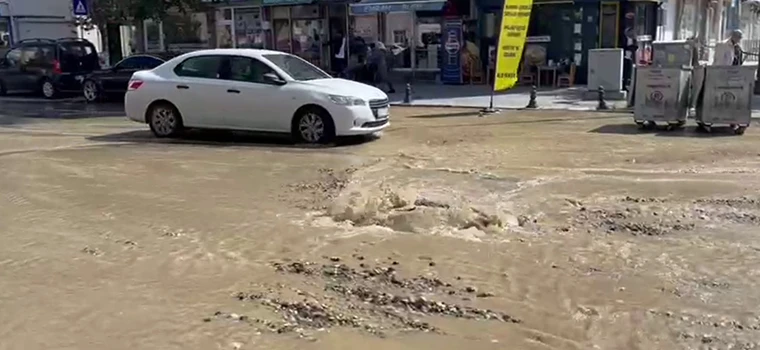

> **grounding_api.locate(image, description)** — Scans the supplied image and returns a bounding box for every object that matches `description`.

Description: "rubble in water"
[232,258,516,338]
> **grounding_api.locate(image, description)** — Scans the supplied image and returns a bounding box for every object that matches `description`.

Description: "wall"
[3,0,75,43]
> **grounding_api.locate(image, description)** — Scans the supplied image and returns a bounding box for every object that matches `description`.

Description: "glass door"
[216,8,234,48]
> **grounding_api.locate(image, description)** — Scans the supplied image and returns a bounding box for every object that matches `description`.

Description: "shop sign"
[440,19,463,85]
[349,1,446,15]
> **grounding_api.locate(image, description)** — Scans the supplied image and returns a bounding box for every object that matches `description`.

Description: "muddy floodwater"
[2,109,760,350]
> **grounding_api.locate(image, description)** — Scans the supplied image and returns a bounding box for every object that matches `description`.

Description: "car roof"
[179,48,287,59]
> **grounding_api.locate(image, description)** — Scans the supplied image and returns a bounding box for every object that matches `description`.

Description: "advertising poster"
[493,0,533,91]
[441,19,463,85]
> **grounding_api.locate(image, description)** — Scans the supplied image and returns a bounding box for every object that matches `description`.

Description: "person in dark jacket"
[728,29,744,66]
[368,42,395,93]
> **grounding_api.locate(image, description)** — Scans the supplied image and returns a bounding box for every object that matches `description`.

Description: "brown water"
[2,110,760,350]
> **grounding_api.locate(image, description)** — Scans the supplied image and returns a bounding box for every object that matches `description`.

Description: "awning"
[349,0,446,15]
[262,0,312,5]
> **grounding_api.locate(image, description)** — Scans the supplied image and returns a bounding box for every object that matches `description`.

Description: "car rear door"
[168,55,228,128]
[58,41,100,87]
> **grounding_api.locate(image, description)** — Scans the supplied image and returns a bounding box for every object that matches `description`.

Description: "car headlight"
[328,94,366,106]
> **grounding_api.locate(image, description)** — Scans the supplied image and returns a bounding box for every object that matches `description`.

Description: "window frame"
[115,55,164,70]
[173,54,225,79]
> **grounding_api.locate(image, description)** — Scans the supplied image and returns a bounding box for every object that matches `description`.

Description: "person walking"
[727,29,744,66]
[368,41,395,93]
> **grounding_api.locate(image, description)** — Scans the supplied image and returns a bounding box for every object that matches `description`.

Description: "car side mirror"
[263,73,286,86]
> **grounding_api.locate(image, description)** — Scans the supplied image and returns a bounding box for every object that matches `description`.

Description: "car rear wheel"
[82,80,99,103]
[147,102,184,138]
[41,79,57,99]
[293,107,335,144]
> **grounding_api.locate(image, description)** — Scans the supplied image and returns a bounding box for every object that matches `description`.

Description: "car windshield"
[263,54,330,81]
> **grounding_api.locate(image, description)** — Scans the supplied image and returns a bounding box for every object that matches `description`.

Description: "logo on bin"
[645,90,665,107]
[715,91,737,108]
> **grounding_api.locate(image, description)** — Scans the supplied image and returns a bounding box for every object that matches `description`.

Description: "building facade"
[0,0,77,48]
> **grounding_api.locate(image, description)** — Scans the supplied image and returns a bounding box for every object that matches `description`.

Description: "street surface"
[2,99,760,350]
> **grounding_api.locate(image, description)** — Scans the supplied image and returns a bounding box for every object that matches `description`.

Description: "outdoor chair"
[519,63,536,85]
[557,63,576,87]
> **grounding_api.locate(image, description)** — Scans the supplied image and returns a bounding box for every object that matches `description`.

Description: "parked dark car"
[0,38,100,99]
[82,53,175,102]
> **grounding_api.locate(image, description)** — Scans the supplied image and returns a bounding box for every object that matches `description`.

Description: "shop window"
[415,15,442,71]
[235,8,266,49]
[164,13,208,52]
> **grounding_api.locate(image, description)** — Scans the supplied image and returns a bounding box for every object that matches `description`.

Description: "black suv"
[0,38,100,99]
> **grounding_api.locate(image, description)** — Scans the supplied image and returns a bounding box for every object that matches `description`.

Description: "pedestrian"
[368,41,395,93]
[727,29,744,66]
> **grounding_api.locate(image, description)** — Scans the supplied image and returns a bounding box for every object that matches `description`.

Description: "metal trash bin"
[695,65,756,135]
[633,66,691,129]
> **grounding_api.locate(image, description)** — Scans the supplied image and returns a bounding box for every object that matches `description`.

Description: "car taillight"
[127,80,144,91]
[52,59,62,74]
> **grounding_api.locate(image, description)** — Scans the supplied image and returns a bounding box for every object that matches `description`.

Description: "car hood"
[297,78,388,100]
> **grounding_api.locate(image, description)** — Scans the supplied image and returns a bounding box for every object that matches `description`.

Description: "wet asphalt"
[0,94,124,122]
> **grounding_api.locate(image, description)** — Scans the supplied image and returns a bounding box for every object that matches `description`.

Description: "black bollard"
[596,85,609,110]
[403,83,412,104]
[525,85,538,109]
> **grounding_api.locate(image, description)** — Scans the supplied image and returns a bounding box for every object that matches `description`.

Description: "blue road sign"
[73,0,89,16]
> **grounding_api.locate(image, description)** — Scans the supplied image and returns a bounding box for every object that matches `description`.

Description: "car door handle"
[227,89,240,94]
[176,85,189,89]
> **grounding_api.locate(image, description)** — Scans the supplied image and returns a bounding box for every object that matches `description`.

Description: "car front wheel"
[147,102,184,138]
[293,107,335,144]
[41,79,57,99]
[82,80,99,103]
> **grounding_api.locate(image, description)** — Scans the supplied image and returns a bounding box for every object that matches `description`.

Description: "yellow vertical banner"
[493,0,533,91]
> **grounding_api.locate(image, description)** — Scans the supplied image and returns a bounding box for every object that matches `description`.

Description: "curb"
[390,102,633,114]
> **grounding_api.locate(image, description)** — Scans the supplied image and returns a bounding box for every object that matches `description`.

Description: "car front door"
[169,55,229,128]
[220,56,288,131]
[0,48,25,92]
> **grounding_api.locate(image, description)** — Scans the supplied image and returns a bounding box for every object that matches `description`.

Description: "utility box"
[695,65,756,134]
[586,49,626,100]
[633,66,691,124]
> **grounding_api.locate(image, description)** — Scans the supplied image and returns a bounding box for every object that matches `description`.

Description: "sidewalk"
[387,84,629,111]
[387,84,760,114]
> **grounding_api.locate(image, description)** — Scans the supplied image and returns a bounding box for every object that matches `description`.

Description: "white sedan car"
[124,49,390,143]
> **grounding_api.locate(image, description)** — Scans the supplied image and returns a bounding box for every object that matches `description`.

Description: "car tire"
[292,106,335,144]
[40,79,57,99]
[82,80,100,103]
[147,102,184,138]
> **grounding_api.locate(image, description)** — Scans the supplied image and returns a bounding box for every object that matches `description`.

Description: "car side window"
[142,57,163,69]
[224,56,278,84]
[116,57,141,70]
[174,56,221,79]
[4,48,21,67]
[20,47,39,66]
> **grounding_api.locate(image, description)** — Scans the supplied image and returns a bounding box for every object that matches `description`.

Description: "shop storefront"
[349,0,477,83]
[208,0,351,72]
[476,0,659,86]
